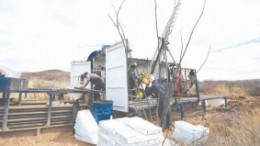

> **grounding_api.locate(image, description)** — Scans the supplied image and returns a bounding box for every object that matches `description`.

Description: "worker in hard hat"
[128,62,139,96]
[146,77,171,130]
[76,72,103,101]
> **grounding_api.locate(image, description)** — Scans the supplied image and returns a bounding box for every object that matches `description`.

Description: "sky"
[0,0,260,80]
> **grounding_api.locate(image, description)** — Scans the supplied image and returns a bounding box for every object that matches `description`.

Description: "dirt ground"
[0,126,93,146]
[1,96,259,146]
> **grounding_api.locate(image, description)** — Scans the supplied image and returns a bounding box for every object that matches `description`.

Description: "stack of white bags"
[98,117,164,146]
[74,110,171,146]
[74,110,99,145]
[173,121,209,145]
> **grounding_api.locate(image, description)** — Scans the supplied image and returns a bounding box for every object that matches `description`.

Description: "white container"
[207,99,226,107]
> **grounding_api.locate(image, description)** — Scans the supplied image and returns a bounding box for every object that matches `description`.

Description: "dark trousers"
[93,84,102,101]
[158,97,171,129]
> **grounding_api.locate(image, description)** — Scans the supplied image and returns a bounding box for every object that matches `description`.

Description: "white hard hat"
[149,75,156,81]
[130,62,137,68]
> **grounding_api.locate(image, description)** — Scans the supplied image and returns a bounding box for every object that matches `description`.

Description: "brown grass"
[200,80,260,97]
[206,108,260,145]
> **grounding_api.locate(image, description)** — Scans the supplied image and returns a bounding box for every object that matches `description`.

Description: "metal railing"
[0,88,99,133]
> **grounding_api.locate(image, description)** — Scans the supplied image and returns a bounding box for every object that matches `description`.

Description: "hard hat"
[130,62,137,68]
[149,75,156,82]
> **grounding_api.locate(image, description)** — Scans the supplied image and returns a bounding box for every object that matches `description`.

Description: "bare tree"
[107,0,128,57]
[179,0,206,64]
[160,0,207,144]
[107,1,209,141]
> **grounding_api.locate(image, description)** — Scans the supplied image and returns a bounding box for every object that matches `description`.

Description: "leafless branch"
[153,0,160,52]
[179,0,206,63]
[179,32,184,64]
[163,1,207,141]
[166,47,176,64]
[107,14,116,26]
[116,0,127,40]
[108,0,128,56]
[197,45,211,73]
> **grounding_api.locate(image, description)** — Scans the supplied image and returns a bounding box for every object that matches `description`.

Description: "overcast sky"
[0,0,260,80]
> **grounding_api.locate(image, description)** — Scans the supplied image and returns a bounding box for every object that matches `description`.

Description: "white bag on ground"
[74,110,99,145]
[173,121,209,145]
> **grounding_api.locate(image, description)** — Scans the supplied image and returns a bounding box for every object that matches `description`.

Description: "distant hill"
[21,69,70,88]
[21,69,69,79]
[20,69,260,96]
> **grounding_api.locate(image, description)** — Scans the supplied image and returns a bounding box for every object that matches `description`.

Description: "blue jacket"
[146,82,171,129]
[146,83,168,99]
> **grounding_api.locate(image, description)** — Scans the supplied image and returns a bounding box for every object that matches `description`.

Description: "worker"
[179,72,186,96]
[128,62,139,96]
[188,69,196,88]
[146,77,171,130]
[76,72,103,101]
[175,71,185,96]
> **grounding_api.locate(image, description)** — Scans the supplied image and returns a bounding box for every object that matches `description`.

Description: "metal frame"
[128,95,228,121]
[0,88,100,132]
[178,96,228,119]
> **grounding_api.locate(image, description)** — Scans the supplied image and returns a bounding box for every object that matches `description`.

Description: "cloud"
[212,37,260,53]
[0,0,260,81]
[198,42,260,80]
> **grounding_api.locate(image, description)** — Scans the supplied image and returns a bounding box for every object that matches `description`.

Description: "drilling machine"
[138,0,199,98]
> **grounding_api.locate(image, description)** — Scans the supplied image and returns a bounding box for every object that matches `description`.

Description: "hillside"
[21,69,70,89]
[21,69,260,97]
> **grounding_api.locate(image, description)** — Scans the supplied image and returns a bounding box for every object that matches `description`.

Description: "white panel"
[106,41,128,112]
[121,117,162,135]
[70,61,91,100]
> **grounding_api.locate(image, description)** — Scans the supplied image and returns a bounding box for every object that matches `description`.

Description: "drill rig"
[138,0,199,99]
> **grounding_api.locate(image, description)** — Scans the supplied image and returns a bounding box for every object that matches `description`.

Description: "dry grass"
[200,82,246,98]
[198,80,260,146]
[206,108,260,146]
[200,80,260,97]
